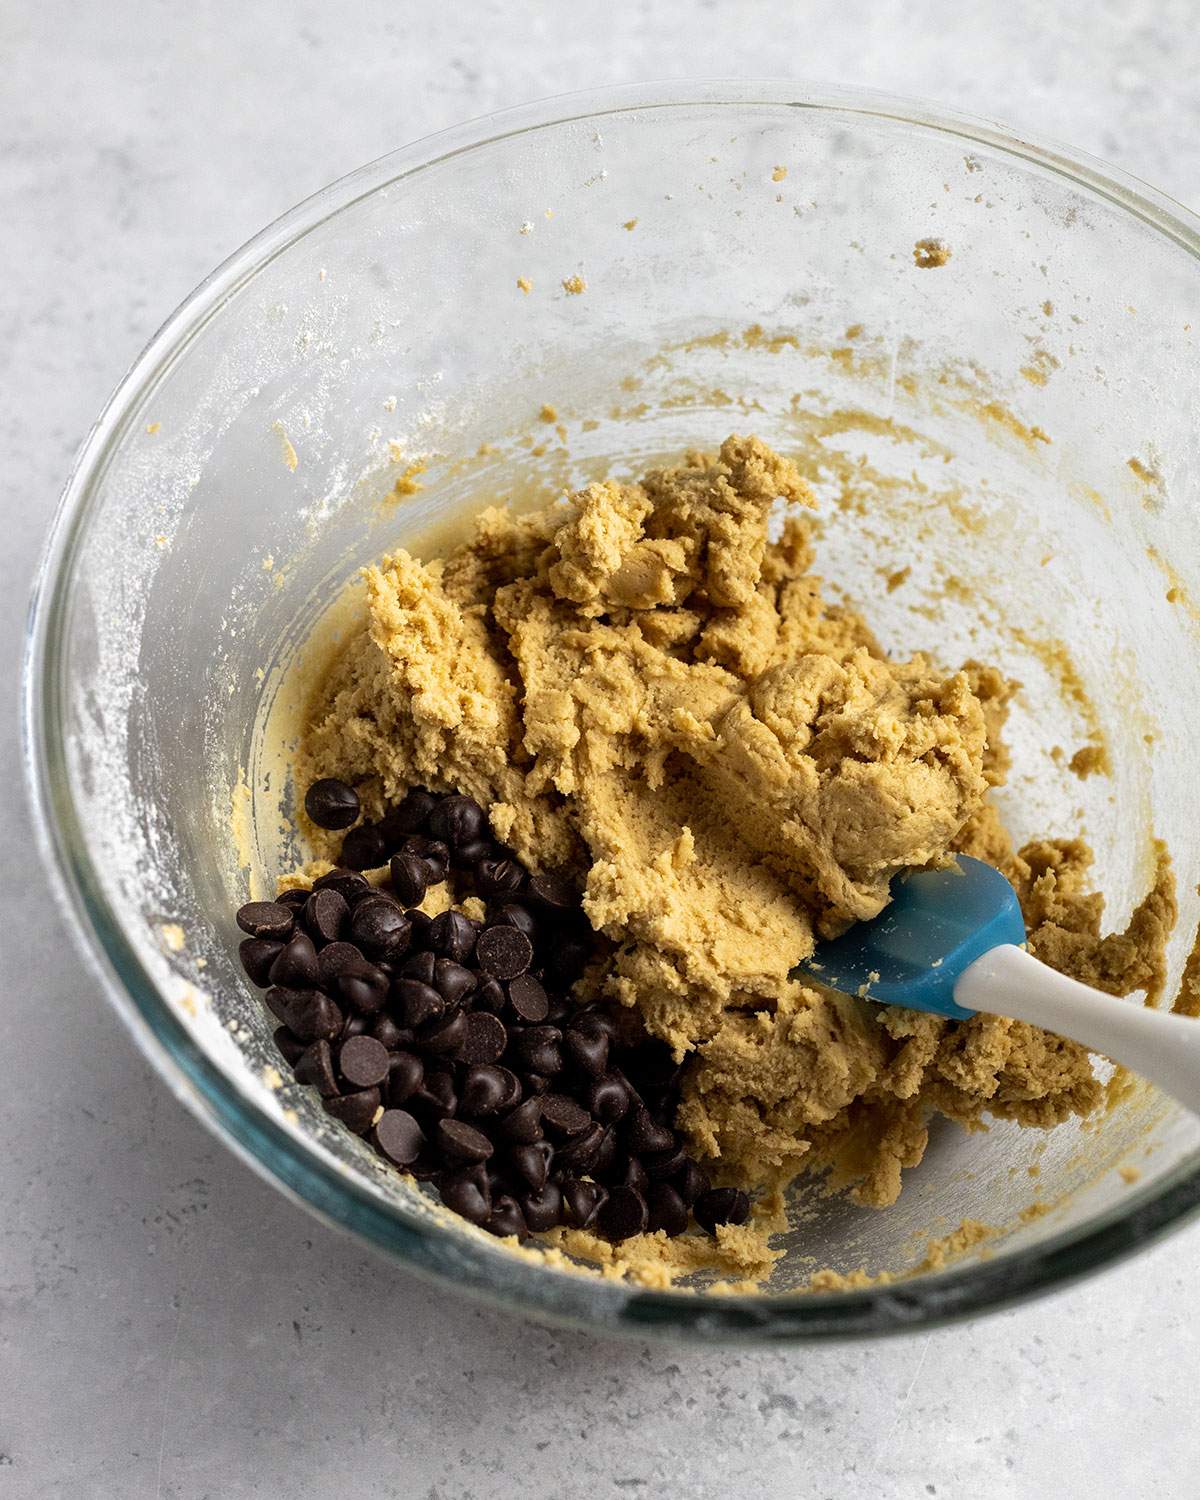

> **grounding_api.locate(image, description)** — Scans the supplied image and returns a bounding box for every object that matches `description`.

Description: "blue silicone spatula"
[794,855,1200,1113]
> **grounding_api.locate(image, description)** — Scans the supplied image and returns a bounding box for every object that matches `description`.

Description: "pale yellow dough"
[299,436,1175,1284]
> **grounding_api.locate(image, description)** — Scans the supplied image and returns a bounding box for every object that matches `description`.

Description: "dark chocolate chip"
[439,1170,492,1225]
[405,908,433,946]
[395,978,445,1028]
[274,887,311,912]
[574,1007,622,1043]
[591,1126,620,1181]
[561,1177,606,1229]
[488,902,537,941]
[389,852,429,907]
[240,937,283,987]
[268,932,321,989]
[323,1087,381,1135]
[340,823,388,871]
[453,837,492,866]
[475,857,525,899]
[304,887,349,946]
[459,1063,512,1117]
[694,1187,751,1233]
[313,868,371,902]
[527,872,578,910]
[270,987,342,1042]
[646,1183,689,1237]
[521,1182,564,1232]
[340,1013,369,1040]
[429,794,486,849]
[520,1072,550,1096]
[386,1050,425,1105]
[459,1011,508,1066]
[293,1039,340,1095]
[337,968,389,1015]
[420,1008,469,1056]
[272,1027,307,1066]
[371,1015,409,1049]
[373,1108,425,1164]
[404,835,450,884]
[338,1034,390,1089]
[596,1184,648,1240]
[507,973,549,1023]
[514,1025,562,1077]
[588,1073,631,1124]
[552,1121,605,1176]
[643,1141,688,1180]
[623,1156,650,1196]
[509,1139,553,1191]
[316,940,366,989]
[350,900,411,960]
[304,778,361,830]
[399,950,437,985]
[539,1093,592,1137]
[436,1118,495,1164]
[499,1097,542,1143]
[484,1194,527,1238]
[433,958,476,1005]
[427,909,476,963]
[625,1103,676,1156]
[412,1070,458,1120]
[473,977,506,1013]
[545,940,592,987]
[236,901,295,940]
[563,1026,609,1077]
[379,788,437,842]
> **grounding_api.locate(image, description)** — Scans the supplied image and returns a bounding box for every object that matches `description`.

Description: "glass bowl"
[24,81,1200,1340]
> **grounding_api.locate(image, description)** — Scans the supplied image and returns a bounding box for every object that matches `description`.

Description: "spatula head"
[793,856,1027,1019]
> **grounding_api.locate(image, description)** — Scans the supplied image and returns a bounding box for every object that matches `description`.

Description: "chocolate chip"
[507,973,549,1022]
[646,1183,689,1237]
[239,937,283,987]
[623,1156,650,1196]
[521,1072,550,1096]
[563,1026,608,1077]
[596,1185,647,1240]
[371,1015,408,1049]
[389,852,429,907]
[643,1141,688,1180]
[324,1088,380,1135]
[459,1063,511,1116]
[373,1108,424,1164]
[412,1069,458,1120]
[561,1177,606,1229]
[273,1027,307,1066]
[521,1182,563,1232]
[395,978,444,1028]
[514,1025,562,1077]
[350,900,411,960]
[293,1039,340,1095]
[439,1169,492,1225]
[484,1194,527,1238]
[404,836,450,884]
[236,901,295,940]
[436,1119,494,1163]
[453,837,493,867]
[473,977,506,1013]
[553,1121,605,1176]
[379,787,437,842]
[428,910,476,963]
[694,1187,750,1233]
[340,1013,369,1040]
[268,932,321,988]
[337,968,389,1015]
[588,1073,631,1124]
[475,857,524,899]
[313,868,371,903]
[459,1011,507,1065]
[625,1103,676,1156]
[338,1034,390,1089]
[545,940,592,987]
[270,987,342,1042]
[574,1007,622,1042]
[386,1050,424,1105]
[316,940,366,989]
[591,1126,620,1181]
[488,902,537,941]
[429,794,486,848]
[304,778,361,830]
[274,887,311,912]
[341,823,388,871]
[509,1139,553,1191]
[304,888,349,946]
[433,958,476,1005]
[399,949,437,985]
[527,872,578,910]
[419,1008,468,1056]
[539,1093,591,1137]
[499,1097,542,1143]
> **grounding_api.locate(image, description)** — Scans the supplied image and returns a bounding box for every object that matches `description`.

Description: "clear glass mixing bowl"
[24,82,1200,1340]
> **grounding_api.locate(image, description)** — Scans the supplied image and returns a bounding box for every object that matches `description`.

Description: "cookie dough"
[300,435,1175,1282]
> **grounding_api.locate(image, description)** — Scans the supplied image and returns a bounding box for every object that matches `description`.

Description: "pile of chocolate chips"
[235,781,751,1243]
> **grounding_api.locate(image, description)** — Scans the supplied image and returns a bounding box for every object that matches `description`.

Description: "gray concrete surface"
[4,2,1199,1495]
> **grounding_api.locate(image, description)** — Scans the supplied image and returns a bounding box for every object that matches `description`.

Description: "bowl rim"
[23,77,1200,1341]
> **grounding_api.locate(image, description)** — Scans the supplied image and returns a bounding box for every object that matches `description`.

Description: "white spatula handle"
[956,944,1200,1115]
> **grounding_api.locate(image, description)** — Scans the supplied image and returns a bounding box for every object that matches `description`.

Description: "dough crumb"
[516,276,532,294]
[561,275,587,295]
[913,237,952,268]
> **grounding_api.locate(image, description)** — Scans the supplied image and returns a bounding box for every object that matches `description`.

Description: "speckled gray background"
[4,3,1199,1496]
